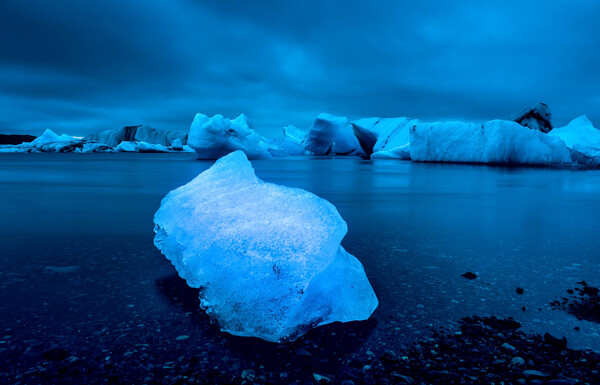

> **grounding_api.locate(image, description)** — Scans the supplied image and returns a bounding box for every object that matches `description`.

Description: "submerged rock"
[153,151,378,342]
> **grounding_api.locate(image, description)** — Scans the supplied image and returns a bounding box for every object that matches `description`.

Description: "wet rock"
[483,317,521,330]
[241,369,255,381]
[522,369,550,379]
[390,373,414,383]
[380,350,399,363]
[501,343,516,352]
[461,272,477,280]
[544,332,567,349]
[516,287,524,294]
[511,356,525,366]
[551,281,600,323]
[546,380,577,385]
[43,348,69,361]
[313,373,331,383]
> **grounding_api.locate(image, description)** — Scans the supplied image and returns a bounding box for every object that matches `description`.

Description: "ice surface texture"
[153,151,378,342]
[410,120,573,165]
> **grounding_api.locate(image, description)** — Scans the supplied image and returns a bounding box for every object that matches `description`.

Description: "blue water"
[1,153,600,378]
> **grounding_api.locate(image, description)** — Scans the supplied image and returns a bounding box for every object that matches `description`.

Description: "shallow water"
[1,153,600,380]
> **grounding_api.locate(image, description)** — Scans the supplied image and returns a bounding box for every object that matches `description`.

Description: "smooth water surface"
[1,153,600,380]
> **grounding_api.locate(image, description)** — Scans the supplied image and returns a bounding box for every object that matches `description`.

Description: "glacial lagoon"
[1,153,600,382]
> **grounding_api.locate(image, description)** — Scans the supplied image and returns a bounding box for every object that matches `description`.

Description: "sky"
[1,0,599,138]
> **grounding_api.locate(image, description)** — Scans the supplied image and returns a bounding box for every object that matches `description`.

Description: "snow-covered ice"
[410,120,573,165]
[153,151,378,342]
[187,113,273,159]
[304,113,364,155]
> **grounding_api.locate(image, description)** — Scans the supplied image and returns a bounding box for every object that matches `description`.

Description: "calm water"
[1,153,600,378]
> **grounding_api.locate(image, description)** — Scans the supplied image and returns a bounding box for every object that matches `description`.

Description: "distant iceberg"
[549,115,600,160]
[283,125,307,145]
[87,125,187,148]
[187,113,275,159]
[114,140,194,153]
[351,117,413,159]
[304,113,364,156]
[409,120,573,165]
[0,129,113,153]
[153,151,378,342]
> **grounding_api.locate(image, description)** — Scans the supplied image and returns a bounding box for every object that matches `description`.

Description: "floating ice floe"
[187,113,274,159]
[304,113,364,156]
[153,151,378,342]
[409,120,573,165]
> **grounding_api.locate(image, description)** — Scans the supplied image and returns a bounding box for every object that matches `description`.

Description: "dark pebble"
[544,332,567,349]
[461,272,477,280]
[43,348,69,361]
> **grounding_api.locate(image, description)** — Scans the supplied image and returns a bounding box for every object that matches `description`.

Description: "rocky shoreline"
[3,314,599,385]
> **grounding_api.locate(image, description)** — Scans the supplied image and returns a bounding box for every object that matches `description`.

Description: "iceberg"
[352,117,413,159]
[0,128,113,153]
[115,141,140,152]
[88,125,187,148]
[114,140,194,153]
[549,115,600,159]
[187,113,272,159]
[153,151,378,342]
[267,138,305,156]
[370,144,411,160]
[304,113,364,155]
[31,129,76,145]
[134,125,187,147]
[283,125,307,145]
[171,138,184,151]
[410,120,573,165]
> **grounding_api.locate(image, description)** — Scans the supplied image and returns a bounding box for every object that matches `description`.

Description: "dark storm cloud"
[0,0,599,137]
